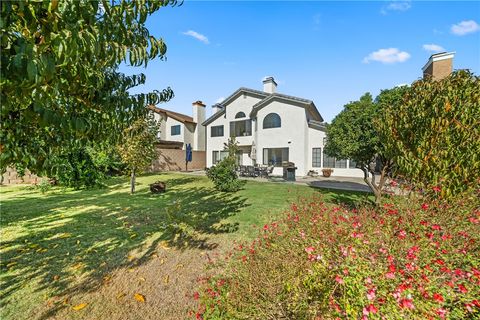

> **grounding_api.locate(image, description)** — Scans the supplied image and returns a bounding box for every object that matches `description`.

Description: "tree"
[324,93,394,204]
[379,70,480,198]
[117,114,159,194]
[206,138,244,192]
[0,0,178,175]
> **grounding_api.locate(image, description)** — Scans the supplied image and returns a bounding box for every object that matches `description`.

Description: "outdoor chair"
[238,165,247,177]
[247,165,257,177]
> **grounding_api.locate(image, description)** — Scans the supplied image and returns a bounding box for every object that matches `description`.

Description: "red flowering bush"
[194,190,480,319]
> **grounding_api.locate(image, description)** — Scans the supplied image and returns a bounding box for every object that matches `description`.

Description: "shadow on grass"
[309,186,374,208]
[0,174,248,319]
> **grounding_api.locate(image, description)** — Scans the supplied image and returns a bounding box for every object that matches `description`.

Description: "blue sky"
[122,1,480,122]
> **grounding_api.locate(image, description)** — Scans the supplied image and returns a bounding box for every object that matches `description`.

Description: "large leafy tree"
[379,70,480,198]
[0,0,178,174]
[324,93,395,204]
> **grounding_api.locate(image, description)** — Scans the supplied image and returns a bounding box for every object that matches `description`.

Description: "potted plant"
[322,168,333,177]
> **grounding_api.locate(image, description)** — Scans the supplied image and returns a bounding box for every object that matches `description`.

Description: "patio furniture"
[246,165,257,177]
[238,165,247,177]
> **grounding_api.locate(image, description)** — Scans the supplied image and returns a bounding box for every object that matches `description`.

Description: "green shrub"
[206,138,244,192]
[194,189,480,319]
[37,178,52,194]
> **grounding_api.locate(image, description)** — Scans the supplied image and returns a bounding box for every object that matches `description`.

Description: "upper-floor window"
[230,119,252,137]
[235,112,246,119]
[171,125,181,136]
[263,113,281,129]
[211,125,224,137]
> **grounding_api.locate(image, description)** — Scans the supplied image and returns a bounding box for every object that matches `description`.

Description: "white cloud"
[363,48,411,64]
[182,30,209,44]
[451,20,480,36]
[381,1,411,14]
[422,44,445,53]
[215,97,225,104]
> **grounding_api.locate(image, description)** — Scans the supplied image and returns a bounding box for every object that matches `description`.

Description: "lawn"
[0,173,368,320]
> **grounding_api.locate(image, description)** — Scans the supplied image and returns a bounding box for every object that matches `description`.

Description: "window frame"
[312,148,322,167]
[211,125,224,137]
[235,111,246,119]
[171,124,181,136]
[263,148,289,167]
[263,113,281,129]
[230,119,252,137]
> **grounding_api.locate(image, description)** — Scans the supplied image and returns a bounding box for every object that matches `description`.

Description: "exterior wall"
[255,100,309,175]
[184,122,195,149]
[165,117,186,145]
[205,94,263,167]
[307,127,364,178]
[152,111,167,140]
[150,148,206,171]
[1,167,40,185]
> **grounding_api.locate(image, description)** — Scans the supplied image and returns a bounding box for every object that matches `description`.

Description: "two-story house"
[202,77,363,177]
[148,101,206,151]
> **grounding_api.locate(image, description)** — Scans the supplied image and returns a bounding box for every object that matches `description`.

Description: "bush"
[206,138,244,192]
[194,189,480,319]
[206,159,243,192]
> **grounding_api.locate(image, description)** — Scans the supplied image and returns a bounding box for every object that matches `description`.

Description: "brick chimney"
[422,52,455,80]
[263,76,277,94]
[192,101,206,151]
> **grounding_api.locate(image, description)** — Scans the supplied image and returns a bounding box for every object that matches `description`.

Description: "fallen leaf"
[159,259,165,265]
[53,275,59,281]
[116,292,126,299]
[138,277,146,282]
[72,303,87,311]
[134,293,145,303]
[163,275,169,285]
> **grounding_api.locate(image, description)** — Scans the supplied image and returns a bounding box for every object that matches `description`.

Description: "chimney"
[263,76,277,94]
[192,101,206,151]
[212,103,224,114]
[422,52,455,80]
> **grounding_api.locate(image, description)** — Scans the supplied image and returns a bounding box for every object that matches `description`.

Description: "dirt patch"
[46,242,225,320]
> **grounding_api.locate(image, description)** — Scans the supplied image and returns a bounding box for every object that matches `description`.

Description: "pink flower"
[263,224,269,231]
[305,246,315,254]
[399,298,415,309]
[432,224,442,231]
[367,289,376,301]
[193,292,200,300]
[436,307,448,318]
[432,186,441,192]
[335,275,344,284]
[385,272,395,279]
[398,230,407,239]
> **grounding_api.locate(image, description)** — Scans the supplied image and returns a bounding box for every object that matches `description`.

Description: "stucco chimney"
[422,52,455,80]
[263,76,277,94]
[192,101,206,151]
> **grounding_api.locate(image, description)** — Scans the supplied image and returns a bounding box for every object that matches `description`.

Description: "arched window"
[235,112,246,119]
[263,113,281,129]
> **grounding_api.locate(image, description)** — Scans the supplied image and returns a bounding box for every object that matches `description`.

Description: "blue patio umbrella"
[185,143,192,171]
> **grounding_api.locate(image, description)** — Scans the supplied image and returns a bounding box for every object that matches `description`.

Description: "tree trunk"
[130,167,136,194]
[362,164,381,205]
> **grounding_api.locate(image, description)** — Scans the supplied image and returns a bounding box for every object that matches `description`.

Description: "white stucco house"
[148,101,206,151]
[202,77,363,177]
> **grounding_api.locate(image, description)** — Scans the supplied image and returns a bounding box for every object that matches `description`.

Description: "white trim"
[422,52,455,72]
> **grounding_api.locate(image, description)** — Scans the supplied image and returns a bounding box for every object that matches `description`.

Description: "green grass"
[0,173,368,320]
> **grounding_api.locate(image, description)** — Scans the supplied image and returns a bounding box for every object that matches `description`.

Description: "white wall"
[165,117,185,145]
[152,111,167,140]
[205,94,262,167]
[193,105,206,151]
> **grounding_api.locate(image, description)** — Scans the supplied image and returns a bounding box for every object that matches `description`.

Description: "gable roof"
[202,87,324,125]
[148,105,196,124]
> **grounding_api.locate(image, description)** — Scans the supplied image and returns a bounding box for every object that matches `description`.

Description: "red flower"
[193,292,200,300]
[432,224,442,231]
[421,203,429,210]
[432,186,441,192]
[363,304,378,315]
[398,230,407,239]
[433,293,444,303]
[263,224,269,231]
[458,284,468,293]
[335,275,344,284]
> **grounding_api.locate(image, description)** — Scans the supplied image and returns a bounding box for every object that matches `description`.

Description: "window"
[335,159,347,168]
[312,148,322,167]
[349,159,357,169]
[263,148,288,167]
[211,125,224,137]
[171,125,181,136]
[230,120,252,137]
[263,113,281,129]
[322,149,335,168]
[212,150,229,164]
[235,112,246,119]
